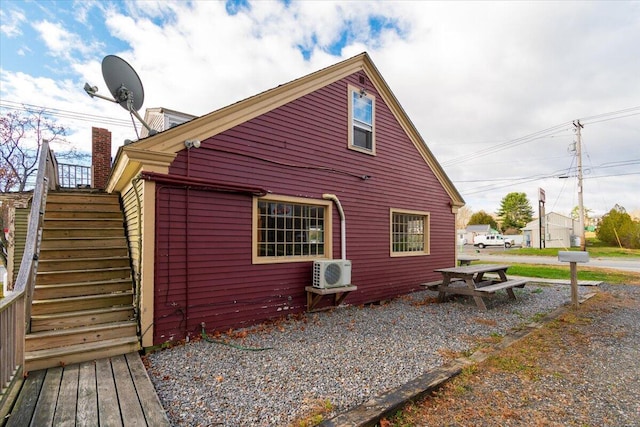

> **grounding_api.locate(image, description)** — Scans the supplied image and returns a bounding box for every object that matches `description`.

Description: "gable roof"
[466,224,493,233]
[522,211,575,230]
[107,52,464,207]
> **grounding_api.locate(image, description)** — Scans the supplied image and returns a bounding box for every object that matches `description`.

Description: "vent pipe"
[322,194,346,260]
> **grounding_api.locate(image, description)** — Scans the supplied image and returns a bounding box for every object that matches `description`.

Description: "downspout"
[322,194,346,260]
[131,177,143,339]
[185,187,190,341]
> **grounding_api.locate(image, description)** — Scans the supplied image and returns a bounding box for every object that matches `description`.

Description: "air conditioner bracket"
[304,285,358,312]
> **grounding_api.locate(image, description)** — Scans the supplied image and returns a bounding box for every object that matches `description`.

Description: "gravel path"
[144,283,591,426]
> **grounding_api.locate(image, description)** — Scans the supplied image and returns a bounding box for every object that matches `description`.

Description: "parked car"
[473,234,515,248]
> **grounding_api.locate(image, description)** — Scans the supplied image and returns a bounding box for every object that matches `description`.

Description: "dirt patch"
[385,284,640,427]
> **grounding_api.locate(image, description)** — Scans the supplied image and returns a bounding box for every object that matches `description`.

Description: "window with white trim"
[348,85,375,154]
[390,209,430,256]
[254,195,332,263]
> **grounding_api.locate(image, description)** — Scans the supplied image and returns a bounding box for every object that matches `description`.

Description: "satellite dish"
[102,55,145,112]
[84,55,156,138]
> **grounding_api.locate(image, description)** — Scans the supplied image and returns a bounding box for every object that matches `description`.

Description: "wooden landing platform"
[5,352,169,427]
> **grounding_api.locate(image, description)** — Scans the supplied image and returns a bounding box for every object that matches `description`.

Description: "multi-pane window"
[391,210,430,256]
[255,197,330,262]
[349,85,375,154]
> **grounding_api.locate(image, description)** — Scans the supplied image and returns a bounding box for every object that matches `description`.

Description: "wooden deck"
[5,353,170,427]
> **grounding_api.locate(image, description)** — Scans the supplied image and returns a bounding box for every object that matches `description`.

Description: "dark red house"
[107,53,465,347]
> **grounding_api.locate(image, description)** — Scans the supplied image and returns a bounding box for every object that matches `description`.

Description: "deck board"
[5,353,169,427]
[124,352,171,427]
[4,369,45,427]
[53,364,79,427]
[30,367,62,427]
[96,357,123,427]
[111,355,146,427]
[76,361,98,427]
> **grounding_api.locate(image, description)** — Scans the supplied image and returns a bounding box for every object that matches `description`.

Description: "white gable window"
[348,85,376,155]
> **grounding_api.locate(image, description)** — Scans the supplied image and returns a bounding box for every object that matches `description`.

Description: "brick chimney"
[92,127,112,190]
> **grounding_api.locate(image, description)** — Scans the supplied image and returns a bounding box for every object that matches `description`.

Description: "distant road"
[469,253,640,273]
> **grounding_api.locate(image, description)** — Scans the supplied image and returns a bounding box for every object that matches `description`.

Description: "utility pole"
[573,120,586,251]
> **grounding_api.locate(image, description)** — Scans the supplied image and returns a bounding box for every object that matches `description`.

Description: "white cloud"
[2,0,639,217]
[0,8,26,37]
[32,20,101,61]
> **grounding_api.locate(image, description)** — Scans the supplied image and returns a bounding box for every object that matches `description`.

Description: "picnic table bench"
[457,255,479,266]
[434,264,527,310]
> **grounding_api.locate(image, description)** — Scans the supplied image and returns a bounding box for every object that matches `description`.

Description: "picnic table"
[433,264,527,310]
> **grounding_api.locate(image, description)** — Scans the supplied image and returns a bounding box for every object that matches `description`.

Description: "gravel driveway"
[144,282,597,426]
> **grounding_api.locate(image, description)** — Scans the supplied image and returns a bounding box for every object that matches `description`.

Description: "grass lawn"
[506,246,640,258]
[505,263,640,285]
[495,237,640,258]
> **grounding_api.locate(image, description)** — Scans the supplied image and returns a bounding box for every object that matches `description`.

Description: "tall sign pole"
[538,188,545,249]
[574,120,586,251]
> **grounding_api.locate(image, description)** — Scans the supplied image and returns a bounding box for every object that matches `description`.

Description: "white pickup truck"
[473,234,515,248]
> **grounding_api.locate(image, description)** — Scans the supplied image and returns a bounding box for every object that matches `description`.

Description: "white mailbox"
[558,251,589,263]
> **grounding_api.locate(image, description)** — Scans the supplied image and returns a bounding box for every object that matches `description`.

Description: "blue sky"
[1,0,639,217]
[1,1,405,77]
[1,1,126,77]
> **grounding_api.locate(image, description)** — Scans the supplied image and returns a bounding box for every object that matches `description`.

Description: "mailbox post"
[558,251,589,309]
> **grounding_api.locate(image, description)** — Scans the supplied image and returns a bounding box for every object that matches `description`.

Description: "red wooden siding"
[153,72,456,344]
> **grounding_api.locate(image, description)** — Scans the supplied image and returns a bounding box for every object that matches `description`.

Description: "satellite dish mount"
[84,55,156,138]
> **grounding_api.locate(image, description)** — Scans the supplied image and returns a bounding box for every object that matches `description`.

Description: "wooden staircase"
[25,191,140,372]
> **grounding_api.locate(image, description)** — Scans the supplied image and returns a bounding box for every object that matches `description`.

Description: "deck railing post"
[56,163,91,188]
[0,141,51,418]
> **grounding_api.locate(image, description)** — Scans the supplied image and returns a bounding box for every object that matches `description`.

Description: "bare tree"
[456,205,472,230]
[0,108,77,192]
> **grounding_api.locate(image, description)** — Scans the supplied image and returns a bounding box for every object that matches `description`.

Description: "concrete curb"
[320,291,599,427]
[508,275,602,286]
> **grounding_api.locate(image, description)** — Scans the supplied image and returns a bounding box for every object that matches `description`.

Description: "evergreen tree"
[497,192,534,231]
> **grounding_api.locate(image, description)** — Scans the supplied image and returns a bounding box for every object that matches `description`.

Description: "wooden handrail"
[0,141,53,419]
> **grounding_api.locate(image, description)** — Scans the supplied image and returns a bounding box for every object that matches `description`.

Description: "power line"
[584,171,640,179]
[441,126,572,167]
[579,106,640,123]
[455,159,638,188]
[440,106,640,167]
[581,112,640,125]
[0,100,137,129]
[456,161,637,196]
[550,154,576,213]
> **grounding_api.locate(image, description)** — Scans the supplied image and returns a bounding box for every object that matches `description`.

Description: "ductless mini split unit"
[312,260,352,288]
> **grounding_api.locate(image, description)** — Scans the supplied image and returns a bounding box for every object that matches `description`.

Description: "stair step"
[25,321,138,352]
[45,202,122,213]
[42,221,123,230]
[44,211,124,220]
[37,256,131,272]
[40,237,127,249]
[31,291,134,315]
[36,267,131,285]
[34,278,133,299]
[25,191,138,372]
[47,192,118,202]
[31,306,136,332]
[25,336,140,372]
[39,246,129,260]
[43,227,125,239]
